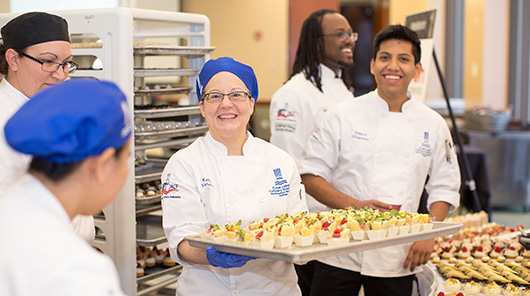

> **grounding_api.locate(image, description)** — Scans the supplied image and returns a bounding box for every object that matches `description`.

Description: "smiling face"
[370,39,422,104]
[320,13,355,73]
[199,72,255,145]
[6,40,72,98]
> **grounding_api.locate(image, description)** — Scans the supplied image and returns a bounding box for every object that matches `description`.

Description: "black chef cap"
[1,12,70,50]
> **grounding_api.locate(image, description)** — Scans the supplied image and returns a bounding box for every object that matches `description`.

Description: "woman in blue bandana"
[0,79,131,295]
[161,57,308,295]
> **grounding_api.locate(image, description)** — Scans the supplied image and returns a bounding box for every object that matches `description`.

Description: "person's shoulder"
[411,100,446,122]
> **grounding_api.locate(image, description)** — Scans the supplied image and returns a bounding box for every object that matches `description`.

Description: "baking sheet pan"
[134,105,201,119]
[134,68,199,77]
[134,46,215,56]
[186,222,462,264]
[134,86,192,96]
[135,125,208,141]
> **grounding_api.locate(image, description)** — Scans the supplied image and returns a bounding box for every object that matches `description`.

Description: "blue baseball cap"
[196,57,259,101]
[5,79,132,163]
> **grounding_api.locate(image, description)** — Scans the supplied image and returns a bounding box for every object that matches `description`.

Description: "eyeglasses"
[202,91,250,103]
[17,51,78,74]
[323,31,359,42]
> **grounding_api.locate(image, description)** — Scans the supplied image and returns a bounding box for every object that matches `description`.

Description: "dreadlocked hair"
[290,9,352,92]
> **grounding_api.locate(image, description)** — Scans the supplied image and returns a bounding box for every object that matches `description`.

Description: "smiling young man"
[298,25,461,296]
[269,9,357,295]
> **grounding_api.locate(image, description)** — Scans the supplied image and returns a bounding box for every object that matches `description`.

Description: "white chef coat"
[0,78,30,195]
[0,78,95,242]
[162,132,308,296]
[269,64,354,212]
[0,174,125,296]
[299,90,461,277]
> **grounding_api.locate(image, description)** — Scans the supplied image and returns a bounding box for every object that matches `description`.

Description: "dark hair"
[290,9,352,92]
[0,43,27,75]
[29,144,128,182]
[0,42,8,75]
[372,24,421,64]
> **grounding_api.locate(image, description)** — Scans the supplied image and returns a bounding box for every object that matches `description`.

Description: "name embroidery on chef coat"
[161,174,181,199]
[415,131,432,157]
[201,178,213,188]
[269,168,290,197]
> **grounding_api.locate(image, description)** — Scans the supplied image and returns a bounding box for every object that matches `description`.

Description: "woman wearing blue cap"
[0,79,131,295]
[0,12,94,242]
[161,57,308,295]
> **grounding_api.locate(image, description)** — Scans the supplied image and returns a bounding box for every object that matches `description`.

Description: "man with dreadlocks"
[269,9,356,295]
[269,9,356,212]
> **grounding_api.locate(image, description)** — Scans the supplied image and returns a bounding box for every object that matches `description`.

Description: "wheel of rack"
[49,8,213,295]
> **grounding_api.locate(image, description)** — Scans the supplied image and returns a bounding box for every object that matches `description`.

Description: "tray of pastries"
[430,211,530,296]
[185,208,462,264]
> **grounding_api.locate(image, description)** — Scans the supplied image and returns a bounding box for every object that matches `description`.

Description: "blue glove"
[206,246,257,268]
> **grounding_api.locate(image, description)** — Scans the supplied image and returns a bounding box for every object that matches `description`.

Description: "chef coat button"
[259,196,266,202]
[219,157,225,163]
[267,284,273,290]
[252,158,258,165]
[228,197,235,204]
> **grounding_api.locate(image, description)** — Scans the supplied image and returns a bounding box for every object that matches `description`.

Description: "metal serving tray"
[134,86,192,96]
[136,194,161,205]
[136,215,166,247]
[135,124,208,141]
[134,46,215,56]
[135,159,167,184]
[134,68,199,77]
[186,222,462,264]
[134,105,201,119]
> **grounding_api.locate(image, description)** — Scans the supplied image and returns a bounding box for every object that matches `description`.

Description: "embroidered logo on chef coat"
[161,174,181,199]
[415,131,432,157]
[274,103,296,133]
[269,168,290,197]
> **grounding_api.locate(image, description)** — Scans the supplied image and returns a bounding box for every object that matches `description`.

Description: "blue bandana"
[196,57,259,101]
[5,79,132,163]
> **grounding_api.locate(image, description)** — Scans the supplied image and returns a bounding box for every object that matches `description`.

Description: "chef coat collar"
[0,78,29,108]
[319,63,342,80]
[23,174,73,225]
[204,131,254,156]
[373,90,414,113]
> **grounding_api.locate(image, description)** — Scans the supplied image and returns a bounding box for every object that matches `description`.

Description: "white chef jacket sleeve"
[71,215,95,243]
[48,252,125,296]
[298,108,342,182]
[0,135,30,196]
[269,89,307,165]
[161,153,208,267]
[425,122,461,213]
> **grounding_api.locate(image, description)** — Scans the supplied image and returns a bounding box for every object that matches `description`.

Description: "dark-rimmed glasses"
[17,51,78,74]
[202,91,250,103]
[323,31,359,42]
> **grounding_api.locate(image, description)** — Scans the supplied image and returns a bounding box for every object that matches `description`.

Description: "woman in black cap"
[0,12,94,241]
